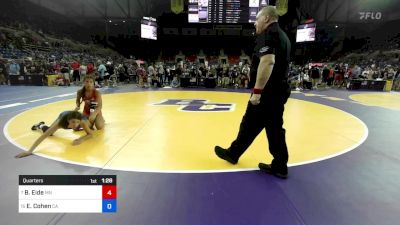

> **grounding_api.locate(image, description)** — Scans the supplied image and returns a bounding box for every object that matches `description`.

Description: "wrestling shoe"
[31,122,45,131]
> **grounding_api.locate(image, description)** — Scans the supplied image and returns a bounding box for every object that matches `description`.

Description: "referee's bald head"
[258,6,279,21]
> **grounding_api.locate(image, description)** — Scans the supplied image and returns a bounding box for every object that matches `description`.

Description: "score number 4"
[102,185,117,199]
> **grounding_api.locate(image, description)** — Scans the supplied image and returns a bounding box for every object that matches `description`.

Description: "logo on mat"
[259,46,269,53]
[152,99,235,112]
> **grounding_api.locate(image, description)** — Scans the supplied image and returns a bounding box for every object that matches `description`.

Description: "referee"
[215,6,291,179]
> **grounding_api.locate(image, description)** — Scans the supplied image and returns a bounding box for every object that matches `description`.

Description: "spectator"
[147,63,155,85]
[310,66,320,89]
[9,60,20,75]
[71,60,80,85]
[53,62,61,74]
[136,64,147,88]
[239,64,250,88]
[303,70,312,89]
[0,61,7,85]
[157,63,165,86]
[86,62,94,75]
[60,63,70,86]
[79,63,87,81]
[327,67,334,86]
[116,64,128,82]
[352,65,361,79]
[97,61,107,86]
[322,65,330,85]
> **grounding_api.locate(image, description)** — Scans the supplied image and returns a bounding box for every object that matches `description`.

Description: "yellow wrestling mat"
[349,92,400,111]
[5,91,368,172]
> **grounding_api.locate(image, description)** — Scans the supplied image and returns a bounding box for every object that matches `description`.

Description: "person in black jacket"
[215,6,291,179]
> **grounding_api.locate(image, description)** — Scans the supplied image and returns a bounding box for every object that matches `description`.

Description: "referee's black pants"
[228,90,290,173]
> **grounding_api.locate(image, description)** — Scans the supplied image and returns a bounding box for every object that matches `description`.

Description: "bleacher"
[22,44,50,52]
[0,47,29,59]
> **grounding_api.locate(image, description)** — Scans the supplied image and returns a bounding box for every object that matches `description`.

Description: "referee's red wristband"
[252,88,263,94]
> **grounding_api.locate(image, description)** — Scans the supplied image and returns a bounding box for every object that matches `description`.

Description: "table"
[9,74,45,86]
[346,79,386,91]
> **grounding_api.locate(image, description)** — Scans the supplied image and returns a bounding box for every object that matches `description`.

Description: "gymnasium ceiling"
[26,0,400,24]
[27,0,170,21]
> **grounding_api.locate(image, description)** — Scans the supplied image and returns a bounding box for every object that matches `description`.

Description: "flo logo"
[359,12,382,20]
[152,99,235,112]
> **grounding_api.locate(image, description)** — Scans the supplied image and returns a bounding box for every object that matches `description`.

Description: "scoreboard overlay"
[18,175,117,213]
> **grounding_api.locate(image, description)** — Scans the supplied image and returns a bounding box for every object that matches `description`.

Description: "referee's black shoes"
[258,163,288,179]
[214,146,238,164]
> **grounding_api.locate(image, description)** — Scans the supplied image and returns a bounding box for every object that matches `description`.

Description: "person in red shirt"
[334,67,345,87]
[53,63,61,74]
[328,67,334,86]
[86,63,95,75]
[346,68,352,79]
